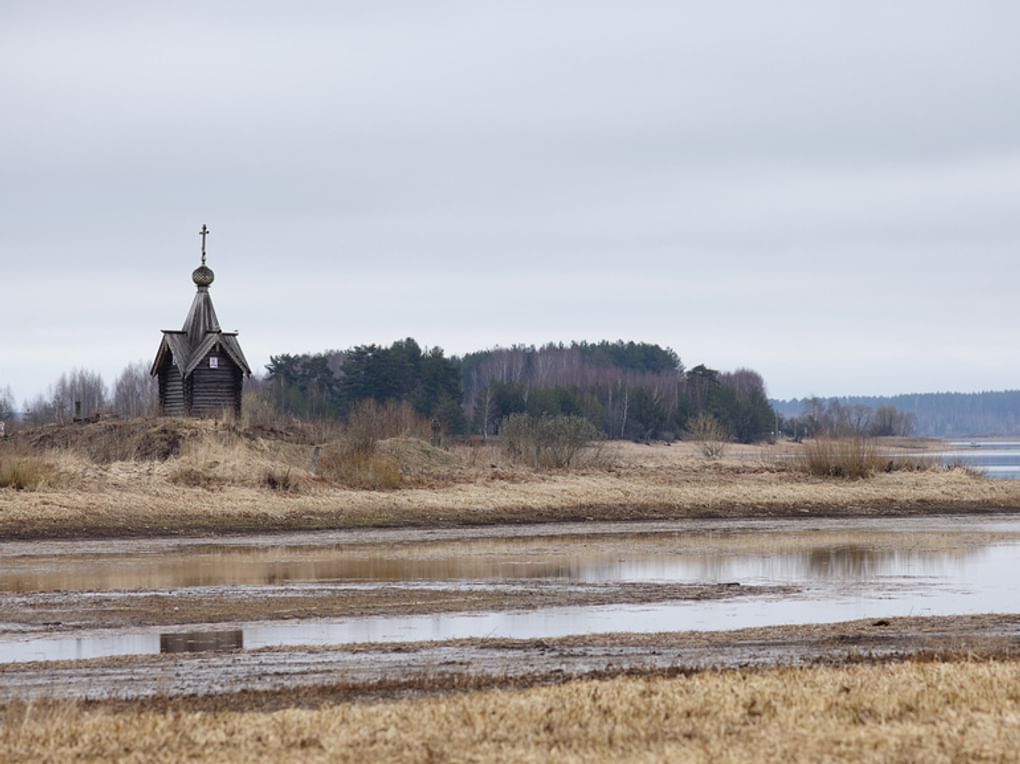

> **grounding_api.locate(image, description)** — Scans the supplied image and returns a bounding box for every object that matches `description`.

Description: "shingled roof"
[150,244,251,379]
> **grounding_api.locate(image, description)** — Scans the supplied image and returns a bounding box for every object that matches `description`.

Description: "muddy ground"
[2,517,1018,706]
[2,614,1018,705]
[2,516,1013,635]
[0,581,790,635]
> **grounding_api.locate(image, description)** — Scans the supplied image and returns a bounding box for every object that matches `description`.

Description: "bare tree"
[112,361,159,418]
[687,413,729,459]
[52,368,108,421]
[0,385,15,422]
[23,393,57,425]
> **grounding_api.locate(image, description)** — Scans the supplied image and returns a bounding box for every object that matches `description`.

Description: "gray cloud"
[2,1,1019,404]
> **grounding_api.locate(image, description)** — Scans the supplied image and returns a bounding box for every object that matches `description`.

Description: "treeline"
[6,338,778,443]
[261,339,466,432]
[259,339,776,443]
[6,364,158,425]
[771,397,917,439]
[773,391,1020,438]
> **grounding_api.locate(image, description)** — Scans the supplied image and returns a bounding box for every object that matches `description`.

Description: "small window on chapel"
[209,356,219,369]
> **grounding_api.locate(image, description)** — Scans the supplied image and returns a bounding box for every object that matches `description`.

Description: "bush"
[686,414,729,459]
[345,399,432,452]
[500,414,602,469]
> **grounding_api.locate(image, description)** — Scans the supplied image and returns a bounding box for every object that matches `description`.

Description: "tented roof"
[151,270,251,378]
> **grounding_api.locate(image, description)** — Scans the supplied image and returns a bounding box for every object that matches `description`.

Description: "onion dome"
[192,263,215,287]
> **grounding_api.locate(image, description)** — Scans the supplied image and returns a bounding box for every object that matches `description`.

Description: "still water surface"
[933,440,1020,479]
[1,517,1018,664]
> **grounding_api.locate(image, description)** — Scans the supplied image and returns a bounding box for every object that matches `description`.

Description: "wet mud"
[0,581,786,635]
[1,516,1019,700]
[2,614,1019,703]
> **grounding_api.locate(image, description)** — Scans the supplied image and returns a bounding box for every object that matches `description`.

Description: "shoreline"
[4,490,1020,541]
[6,504,1020,542]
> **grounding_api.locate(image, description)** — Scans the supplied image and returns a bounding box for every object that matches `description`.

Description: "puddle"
[1,517,1019,664]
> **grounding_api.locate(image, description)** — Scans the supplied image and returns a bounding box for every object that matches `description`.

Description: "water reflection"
[160,630,243,654]
[0,537,996,593]
[2,518,1019,665]
[1,542,1017,665]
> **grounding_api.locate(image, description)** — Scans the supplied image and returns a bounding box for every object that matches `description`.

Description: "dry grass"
[2,659,1019,762]
[0,449,94,492]
[262,467,299,492]
[316,444,405,490]
[0,455,49,491]
[2,422,1019,539]
[1,445,1018,539]
[167,435,312,492]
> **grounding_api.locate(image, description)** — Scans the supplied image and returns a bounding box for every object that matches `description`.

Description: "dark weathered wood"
[151,247,251,419]
[190,350,244,417]
[158,362,187,416]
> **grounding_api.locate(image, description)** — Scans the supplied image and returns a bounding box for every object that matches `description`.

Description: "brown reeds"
[798,437,941,479]
[800,437,883,478]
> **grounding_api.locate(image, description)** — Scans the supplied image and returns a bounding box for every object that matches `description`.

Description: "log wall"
[189,350,243,417]
[158,362,187,416]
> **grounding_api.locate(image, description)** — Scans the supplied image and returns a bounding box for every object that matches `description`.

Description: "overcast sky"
[2,1,1019,406]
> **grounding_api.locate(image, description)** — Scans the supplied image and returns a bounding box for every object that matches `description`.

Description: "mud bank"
[0,581,787,636]
[2,614,1018,703]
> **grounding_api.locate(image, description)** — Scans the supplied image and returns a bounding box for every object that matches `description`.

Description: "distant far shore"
[2,419,1020,541]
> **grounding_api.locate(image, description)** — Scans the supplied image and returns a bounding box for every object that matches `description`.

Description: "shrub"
[686,414,729,459]
[500,414,602,469]
[345,399,432,449]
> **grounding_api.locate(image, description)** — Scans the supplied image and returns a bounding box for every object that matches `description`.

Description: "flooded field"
[1,516,1019,675]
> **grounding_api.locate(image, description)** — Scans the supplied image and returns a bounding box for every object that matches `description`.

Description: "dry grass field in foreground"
[2,659,1019,762]
[2,418,1019,539]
